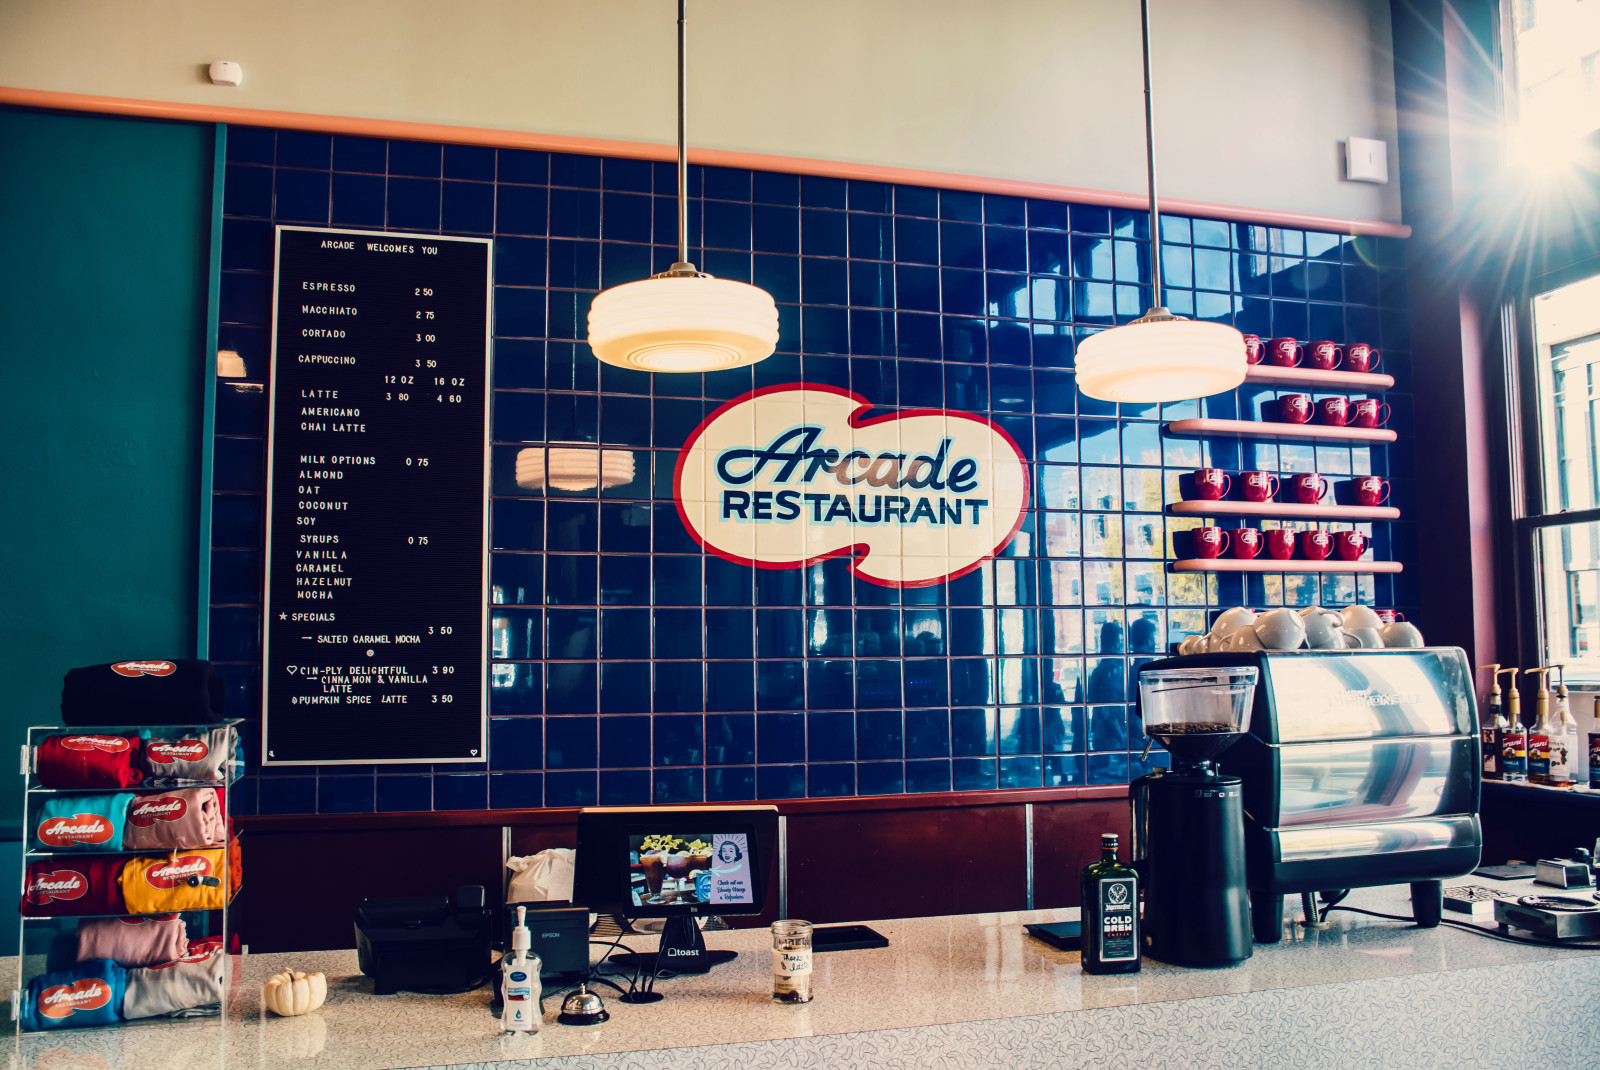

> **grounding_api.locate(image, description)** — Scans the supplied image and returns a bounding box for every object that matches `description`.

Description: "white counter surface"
[6,883,1600,1070]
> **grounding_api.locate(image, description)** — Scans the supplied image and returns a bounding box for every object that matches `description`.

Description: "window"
[1528,273,1600,679]
[1509,0,1600,160]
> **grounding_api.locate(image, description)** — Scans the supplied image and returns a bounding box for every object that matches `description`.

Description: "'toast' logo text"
[110,660,176,678]
[147,739,208,764]
[60,736,129,754]
[38,814,114,847]
[674,385,1029,587]
[38,980,111,1018]
[26,870,87,904]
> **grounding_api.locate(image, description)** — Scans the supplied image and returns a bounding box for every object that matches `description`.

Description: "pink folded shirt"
[122,788,225,851]
[76,915,188,968]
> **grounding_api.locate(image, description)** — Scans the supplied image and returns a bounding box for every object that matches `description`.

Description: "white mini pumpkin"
[262,969,327,1016]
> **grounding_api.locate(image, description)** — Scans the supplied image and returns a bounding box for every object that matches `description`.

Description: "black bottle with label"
[1080,832,1141,975]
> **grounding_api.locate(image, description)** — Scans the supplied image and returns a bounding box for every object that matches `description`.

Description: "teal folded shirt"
[33,793,133,852]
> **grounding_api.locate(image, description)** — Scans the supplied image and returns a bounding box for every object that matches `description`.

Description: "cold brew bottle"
[1080,832,1141,975]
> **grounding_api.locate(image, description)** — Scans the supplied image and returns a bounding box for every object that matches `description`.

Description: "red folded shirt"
[22,855,131,917]
[37,734,144,790]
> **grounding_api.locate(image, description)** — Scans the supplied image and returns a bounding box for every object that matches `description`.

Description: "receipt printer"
[503,901,589,979]
[356,885,494,995]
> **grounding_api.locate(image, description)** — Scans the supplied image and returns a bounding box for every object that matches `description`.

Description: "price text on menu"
[261,226,491,765]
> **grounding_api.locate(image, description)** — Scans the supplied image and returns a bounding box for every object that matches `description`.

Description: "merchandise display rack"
[12,719,244,1035]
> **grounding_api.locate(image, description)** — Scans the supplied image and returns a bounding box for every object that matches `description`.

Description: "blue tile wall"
[211,126,1415,815]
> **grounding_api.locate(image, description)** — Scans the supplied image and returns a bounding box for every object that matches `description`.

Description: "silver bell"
[557,983,609,1026]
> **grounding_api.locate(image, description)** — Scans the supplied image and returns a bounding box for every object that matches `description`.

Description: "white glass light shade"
[587,275,779,373]
[1075,319,1248,403]
[515,447,636,492]
[216,349,246,378]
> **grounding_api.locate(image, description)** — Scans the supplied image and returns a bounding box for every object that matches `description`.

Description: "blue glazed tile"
[1088,752,1129,785]
[986,194,1027,227]
[600,608,649,657]
[387,177,440,230]
[895,185,939,218]
[331,172,385,227]
[332,135,387,174]
[653,661,703,712]
[1029,199,1072,231]
[227,777,258,816]
[757,764,805,800]
[707,661,755,711]
[444,144,496,181]
[905,709,951,758]
[857,761,904,796]
[550,188,600,239]
[1112,208,1149,240]
[805,660,852,709]
[706,713,755,765]
[802,257,849,306]
[855,660,902,709]
[546,662,598,715]
[707,766,756,802]
[1044,754,1086,786]
[800,175,847,209]
[999,756,1041,789]
[551,152,602,188]
[227,126,276,165]
[490,716,542,769]
[655,767,704,804]
[443,181,494,233]
[653,714,704,765]
[951,706,997,756]
[599,769,650,805]
[856,710,903,760]
[752,204,800,254]
[319,776,375,814]
[498,185,548,236]
[848,180,891,213]
[489,662,542,718]
[987,227,1028,272]
[906,758,952,794]
[896,217,939,264]
[999,706,1041,754]
[274,168,330,224]
[210,493,262,548]
[545,609,595,659]
[941,221,983,267]
[808,763,855,798]
[221,217,274,271]
[211,436,264,492]
[952,757,996,791]
[546,717,598,767]
[602,157,653,193]
[601,661,651,713]
[376,775,432,812]
[753,171,800,205]
[491,772,544,809]
[801,208,848,257]
[209,549,260,604]
[546,771,598,807]
[276,131,331,170]
[1043,706,1085,752]
[258,776,315,815]
[389,140,442,178]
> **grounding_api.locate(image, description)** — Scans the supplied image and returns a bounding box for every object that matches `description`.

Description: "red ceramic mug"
[1315,397,1349,426]
[1279,394,1313,424]
[1353,475,1390,506]
[1308,340,1345,371]
[1240,470,1279,503]
[1268,337,1303,367]
[1376,610,1406,624]
[1194,526,1230,559]
[1232,528,1263,559]
[1290,472,1329,504]
[1298,529,1333,561]
[1346,343,1381,374]
[1265,529,1297,560]
[1334,530,1368,561]
[1351,398,1391,429]
[1192,468,1231,501]
[1243,334,1266,365]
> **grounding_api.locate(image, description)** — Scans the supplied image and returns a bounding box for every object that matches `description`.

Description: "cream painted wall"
[0,0,1401,222]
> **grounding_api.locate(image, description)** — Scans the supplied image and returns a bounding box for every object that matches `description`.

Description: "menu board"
[260,226,491,765]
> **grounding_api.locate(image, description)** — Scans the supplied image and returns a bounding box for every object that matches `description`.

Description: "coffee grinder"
[1131,665,1258,968]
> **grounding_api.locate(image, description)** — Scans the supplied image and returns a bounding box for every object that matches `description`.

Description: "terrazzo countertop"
[5,883,1599,1070]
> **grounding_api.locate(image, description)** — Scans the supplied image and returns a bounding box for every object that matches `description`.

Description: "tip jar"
[771,919,813,1003]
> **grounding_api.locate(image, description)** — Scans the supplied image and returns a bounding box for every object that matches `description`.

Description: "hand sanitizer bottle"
[501,906,542,1034]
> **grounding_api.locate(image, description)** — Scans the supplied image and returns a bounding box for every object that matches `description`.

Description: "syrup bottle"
[1526,667,1553,784]
[1478,663,1504,780]
[1549,665,1578,786]
[1497,667,1527,783]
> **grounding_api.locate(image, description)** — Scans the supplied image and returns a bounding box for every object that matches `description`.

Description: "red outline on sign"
[673,383,1031,589]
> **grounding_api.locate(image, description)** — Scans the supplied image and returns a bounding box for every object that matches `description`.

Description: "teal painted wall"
[0,107,213,822]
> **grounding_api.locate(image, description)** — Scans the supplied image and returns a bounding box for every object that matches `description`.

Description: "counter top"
[7,882,1600,1070]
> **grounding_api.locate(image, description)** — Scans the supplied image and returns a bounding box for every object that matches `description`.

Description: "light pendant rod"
[674,0,693,272]
[1139,0,1163,310]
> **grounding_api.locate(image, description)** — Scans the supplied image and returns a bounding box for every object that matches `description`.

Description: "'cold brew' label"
[1097,878,1138,962]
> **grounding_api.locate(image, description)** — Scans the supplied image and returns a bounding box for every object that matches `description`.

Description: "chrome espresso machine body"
[1139,647,1481,944]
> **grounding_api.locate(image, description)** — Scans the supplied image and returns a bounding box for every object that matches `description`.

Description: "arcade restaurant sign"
[675,385,1030,587]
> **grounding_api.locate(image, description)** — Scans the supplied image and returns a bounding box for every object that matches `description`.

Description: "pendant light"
[586,0,779,373]
[515,447,637,492]
[1073,0,1246,403]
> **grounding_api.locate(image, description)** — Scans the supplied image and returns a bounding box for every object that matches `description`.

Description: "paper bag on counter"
[506,848,575,903]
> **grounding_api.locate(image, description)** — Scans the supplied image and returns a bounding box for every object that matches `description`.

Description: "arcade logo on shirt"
[26,870,88,904]
[38,979,112,1018]
[147,739,209,764]
[110,660,177,678]
[674,384,1029,587]
[37,815,114,847]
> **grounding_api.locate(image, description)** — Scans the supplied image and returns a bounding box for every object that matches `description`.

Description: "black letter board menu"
[261,226,491,765]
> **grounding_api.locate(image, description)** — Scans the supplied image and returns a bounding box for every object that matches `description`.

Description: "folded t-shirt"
[123,788,225,851]
[142,727,233,783]
[120,842,239,915]
[123,947,225,1020]
[76,915,188,968]
[23,960,126,1031]
[37,733,145,789]
[21,855,131,917]
[60,659,225,726]
[34,793,133,852]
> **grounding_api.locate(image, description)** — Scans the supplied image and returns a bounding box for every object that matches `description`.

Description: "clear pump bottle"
[500,905,542,1034]
[1549,665,1578,785]
[1498,667,1527,783]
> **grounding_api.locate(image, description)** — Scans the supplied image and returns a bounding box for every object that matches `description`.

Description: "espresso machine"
[1130,666,1258,968]
[1141,648,1481,945]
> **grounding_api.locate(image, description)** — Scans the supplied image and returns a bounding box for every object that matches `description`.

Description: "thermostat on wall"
[1345,137,1388,184]
[209,60,243,87]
